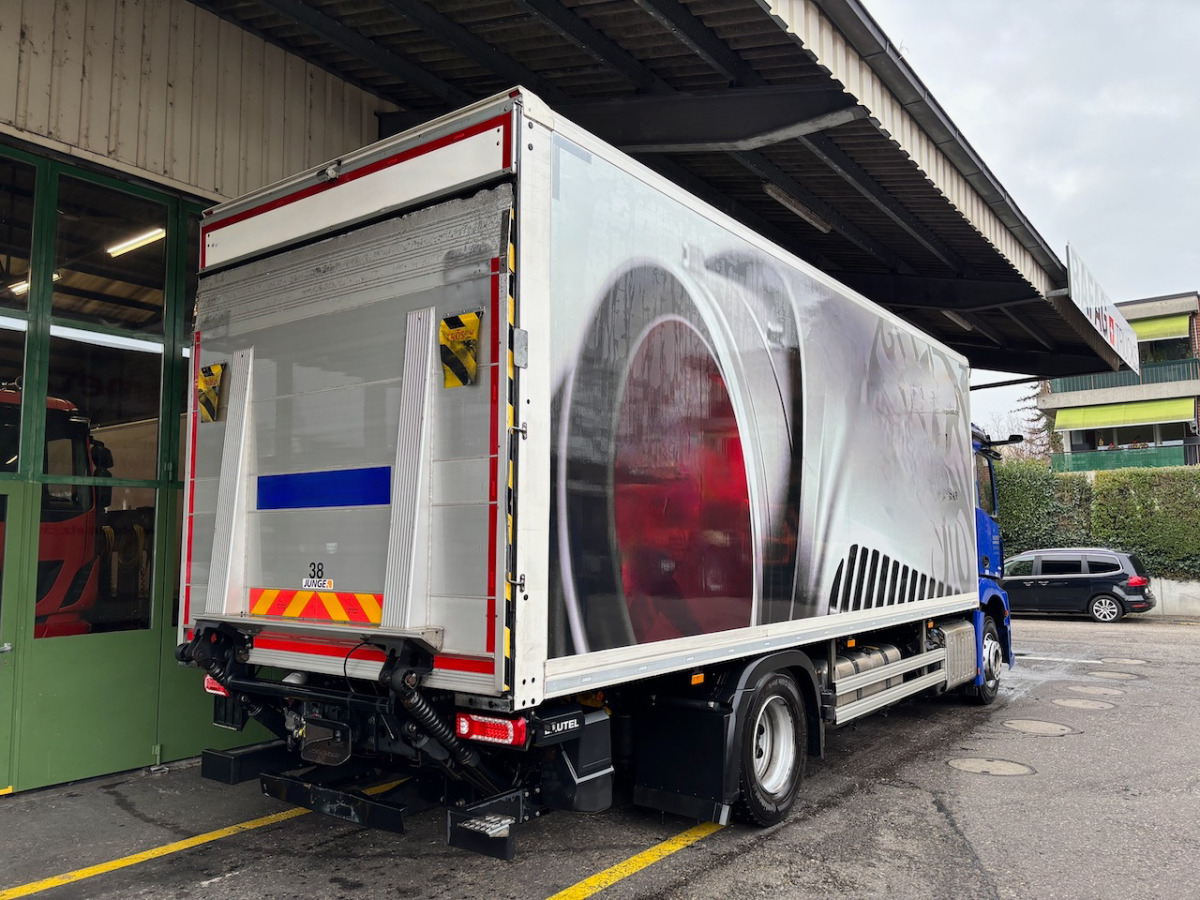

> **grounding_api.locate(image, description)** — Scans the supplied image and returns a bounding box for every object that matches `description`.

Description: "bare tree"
[977,381,1059,461]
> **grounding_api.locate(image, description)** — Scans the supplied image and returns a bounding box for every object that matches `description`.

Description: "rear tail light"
[455,712,527,746]
[203,675,230,697]
[1127,575,1149,588]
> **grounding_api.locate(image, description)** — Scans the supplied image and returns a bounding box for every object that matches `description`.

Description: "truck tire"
[736,671,806,825]
[969,616,1002,705]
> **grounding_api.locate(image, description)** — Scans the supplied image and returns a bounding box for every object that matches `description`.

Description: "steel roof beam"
[640,154,839,270]
[188,0,392,103]
[510,0,915,274]
[377,0,570,104]
[837,273,1039,310]
[1001,306,1057,351]
[965,347,1103,378]
[797,133,977,276]
[630,0,762,86]
[254,0,472,105]
[559,87,865,152]
[510,0,672,93]
[734,151,915,274]
[610,0,976,278]
[954,311,1006,346]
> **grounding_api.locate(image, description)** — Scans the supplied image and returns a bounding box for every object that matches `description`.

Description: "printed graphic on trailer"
[547,134,974,659]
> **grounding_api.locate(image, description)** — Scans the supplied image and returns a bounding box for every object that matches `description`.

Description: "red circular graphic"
[612,320,753,642]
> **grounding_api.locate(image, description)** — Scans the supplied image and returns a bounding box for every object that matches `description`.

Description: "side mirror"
[91,439,114,470]
[91,439,113,509]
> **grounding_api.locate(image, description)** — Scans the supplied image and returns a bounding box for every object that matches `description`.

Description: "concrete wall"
[0,0,395,200]
[1147,578,1200,617]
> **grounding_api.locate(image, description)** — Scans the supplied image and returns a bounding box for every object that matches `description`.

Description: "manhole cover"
[1100,658,1146,666]
[1053,698,1115,710]
[1003,719,1074,736]
[1067,685,1124,697]
[1088,671,1138,680]
[948,758,1035,776]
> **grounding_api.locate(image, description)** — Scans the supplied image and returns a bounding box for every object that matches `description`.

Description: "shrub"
[1091,468,1200,581]
[995,459,1092,556]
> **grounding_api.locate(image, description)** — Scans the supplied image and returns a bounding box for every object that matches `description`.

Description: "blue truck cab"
[972,425,1020,695]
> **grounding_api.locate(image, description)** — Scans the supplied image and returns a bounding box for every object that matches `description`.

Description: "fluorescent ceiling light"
[6,273,60,296]
[942,310,975,332]
[106,227,165,257]
[50,323,164,355]
[0,315,28,333]
[763,182,833,234]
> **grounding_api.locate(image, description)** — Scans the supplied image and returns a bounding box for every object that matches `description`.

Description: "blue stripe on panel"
[257,466,392,510]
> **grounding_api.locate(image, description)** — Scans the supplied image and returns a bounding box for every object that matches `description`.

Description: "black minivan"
[1001,548,1156,623]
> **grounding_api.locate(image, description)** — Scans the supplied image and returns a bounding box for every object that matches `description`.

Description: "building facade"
[1041,292,1200,472]
[0,0,392,794]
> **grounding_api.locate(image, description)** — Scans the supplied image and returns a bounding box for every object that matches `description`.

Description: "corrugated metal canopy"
[187,0,1123,377]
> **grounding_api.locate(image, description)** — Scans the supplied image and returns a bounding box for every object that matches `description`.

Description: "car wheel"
[736,672,806,826]
[1089,594,1124,623]
[968,616,1002,705]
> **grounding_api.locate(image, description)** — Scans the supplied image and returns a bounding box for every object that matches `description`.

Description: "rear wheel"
[1089,594,1124,623]
[736,672,806,825]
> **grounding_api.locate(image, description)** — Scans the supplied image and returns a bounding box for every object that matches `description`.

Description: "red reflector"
[203,675,230,697]
[1127,575,1149,588]
[455,712,527,746]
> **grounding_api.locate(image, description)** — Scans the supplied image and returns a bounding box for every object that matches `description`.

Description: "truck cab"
[972,425,1020,701]
[0,387,113,637]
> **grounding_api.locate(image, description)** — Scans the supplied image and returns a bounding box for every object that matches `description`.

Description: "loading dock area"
[2,0,1142,801]
[5,617,1197,900]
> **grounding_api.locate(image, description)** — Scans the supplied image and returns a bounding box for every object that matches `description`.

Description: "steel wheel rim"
[1093,597,1119,622]
[982,631,1003,688]
[753,695,797,794]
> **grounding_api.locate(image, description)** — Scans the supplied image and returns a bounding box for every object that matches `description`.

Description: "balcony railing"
[1049,357,1199,394]
[1051,445,1187,472]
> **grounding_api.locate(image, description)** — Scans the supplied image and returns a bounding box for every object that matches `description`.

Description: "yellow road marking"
[0,808,309,899]
[546,821,724,900]
[0,779,406,900]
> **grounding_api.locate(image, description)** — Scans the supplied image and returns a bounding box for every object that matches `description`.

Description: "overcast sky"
[863,0,1200,428]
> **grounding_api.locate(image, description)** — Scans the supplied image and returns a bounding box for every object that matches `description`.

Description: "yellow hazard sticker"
[197,363,225,422]
[439,311,482,388]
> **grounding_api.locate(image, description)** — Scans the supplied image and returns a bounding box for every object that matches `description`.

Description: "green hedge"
[1091,468,1200,581]
[995,461,1200,581]
[995,459,1092,556]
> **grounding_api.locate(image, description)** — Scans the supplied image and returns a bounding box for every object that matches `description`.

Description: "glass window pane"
[36,483,154,636]
[1042,558,1082,575]
[1004,557,1033,577]
[46,335,161,480]
[975,453,995,516]
[1087,557,1121,574]
[0,156,35,313]
[53,176,166,334]
[0,326,26,471]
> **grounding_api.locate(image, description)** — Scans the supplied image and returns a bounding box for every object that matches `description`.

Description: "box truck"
[176,89,1015,859]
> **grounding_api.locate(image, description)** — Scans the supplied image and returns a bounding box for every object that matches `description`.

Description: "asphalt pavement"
[2,615,1196,900]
